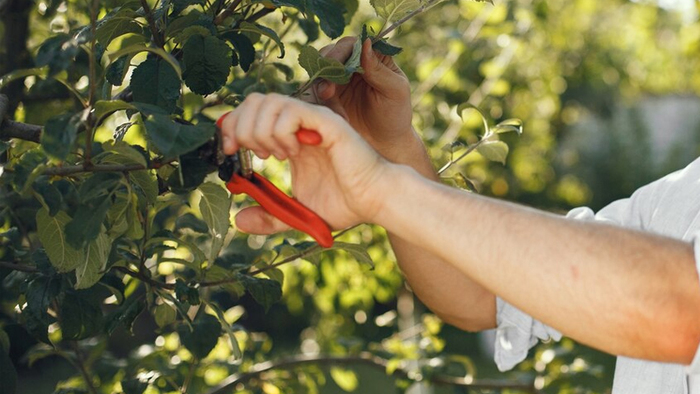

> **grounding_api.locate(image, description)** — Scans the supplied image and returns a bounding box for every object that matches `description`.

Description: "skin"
[219,41,700,365]
[229,38,497,331]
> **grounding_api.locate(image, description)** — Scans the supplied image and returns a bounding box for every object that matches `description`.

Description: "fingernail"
[318,81,328,93]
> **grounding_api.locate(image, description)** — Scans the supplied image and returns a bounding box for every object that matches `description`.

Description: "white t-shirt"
[494,157,700,393]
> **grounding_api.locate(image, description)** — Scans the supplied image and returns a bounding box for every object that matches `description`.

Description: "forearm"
[381,130,496,330]
[376,165,700,364]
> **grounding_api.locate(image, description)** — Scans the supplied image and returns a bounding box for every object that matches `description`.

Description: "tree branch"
[214,0,242,25]
[41,158,173,177]
[372,0,443,44]
[0,261,39,272]
[113,266,176,290]
[204,352,542,394]
[140,0,165,48]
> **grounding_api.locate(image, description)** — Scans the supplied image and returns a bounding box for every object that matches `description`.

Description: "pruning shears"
[215,114,334,248]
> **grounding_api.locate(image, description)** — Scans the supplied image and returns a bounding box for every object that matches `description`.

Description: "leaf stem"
[71,341,99,394]
[372,0,443,44]
[437,135,490,175]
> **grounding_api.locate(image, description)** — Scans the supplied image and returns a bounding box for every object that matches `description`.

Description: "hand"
[219,93,391,234]
[310,38,418,161]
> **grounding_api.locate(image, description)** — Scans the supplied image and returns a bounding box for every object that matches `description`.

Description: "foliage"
[3,0,696,393]
[0,0,525,394]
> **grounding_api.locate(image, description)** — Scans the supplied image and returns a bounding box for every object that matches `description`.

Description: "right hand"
[308,38,417,160]
[219,93,393,233]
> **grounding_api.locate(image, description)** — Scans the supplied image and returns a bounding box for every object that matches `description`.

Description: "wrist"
[374,127,438,180]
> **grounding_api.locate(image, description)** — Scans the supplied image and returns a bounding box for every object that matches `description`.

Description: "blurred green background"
[3,0,700,392]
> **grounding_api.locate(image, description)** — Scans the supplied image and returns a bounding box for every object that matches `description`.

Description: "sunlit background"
[3,0,700,393]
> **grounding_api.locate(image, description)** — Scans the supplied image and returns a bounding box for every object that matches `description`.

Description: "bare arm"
[374,165,700,364]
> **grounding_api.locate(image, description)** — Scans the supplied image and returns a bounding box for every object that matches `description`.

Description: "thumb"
[360,39,406,97]
[235,206,291,235]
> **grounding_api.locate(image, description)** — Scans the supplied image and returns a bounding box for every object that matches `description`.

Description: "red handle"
[227,172,333,248]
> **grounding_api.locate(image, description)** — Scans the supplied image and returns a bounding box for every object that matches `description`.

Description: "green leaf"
[100,141,148,167]
[74,232,111,289]
[332,242,375,269]
[154,303,177,328]
[144,114,216,158]
[372,39,403,56]
[121,379,148,394]
[238,22,285,58]
[166,148,218,193]
[42,112,82,160]
[182,35,232,95]
[36,208,83,273]
[298,45,353,84]
[238,275,282,312]
[94,100,136,123]
[330,367,359,392]
[0,67,48,90]
[370,0,422,23]
[105,296,145,335]
[492,118,523,135]
[59,291,104,340]
[32,177,63,217]
[173,25,211,45]
[175,213,209,233]
[344,37,363,74]
[177,314,221,359]
[130,57,182,113]
[24,276,61,343]
[269,0,347,38]
[457,102,489,133]
[205,301,242,359]
[476,140,509,165]
[198,183,231,262]
[0,350,17,394]
[106,55,130,86]
[110,44,182,78]
[95,13,142,46]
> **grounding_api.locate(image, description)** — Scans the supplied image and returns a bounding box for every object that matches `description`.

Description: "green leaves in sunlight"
[476,141,509,165]
[330,367,359,392]
[238,275,283,312]
[198,183,231,262]
[36,208,83,273]
[370,0,423,24]
[143,114,216,158]
[299,45,361,84]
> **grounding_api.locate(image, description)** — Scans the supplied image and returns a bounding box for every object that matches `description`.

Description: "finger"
[220,111,240,155]
[235,93,269,157]
[252,94,289,160]
[235,206,291,234]
[360,39,408,98]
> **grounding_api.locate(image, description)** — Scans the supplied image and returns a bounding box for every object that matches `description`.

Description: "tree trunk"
[0,0,33,117]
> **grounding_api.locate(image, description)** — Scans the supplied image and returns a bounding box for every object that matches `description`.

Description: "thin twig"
[204,352,542,394]
[141,0,165,48]
[214,0,242,25]
[372,0,443,44]
[72,342,99,394]
[41,158,173,177]
[0,261,39,272]
[113,266,176,290]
